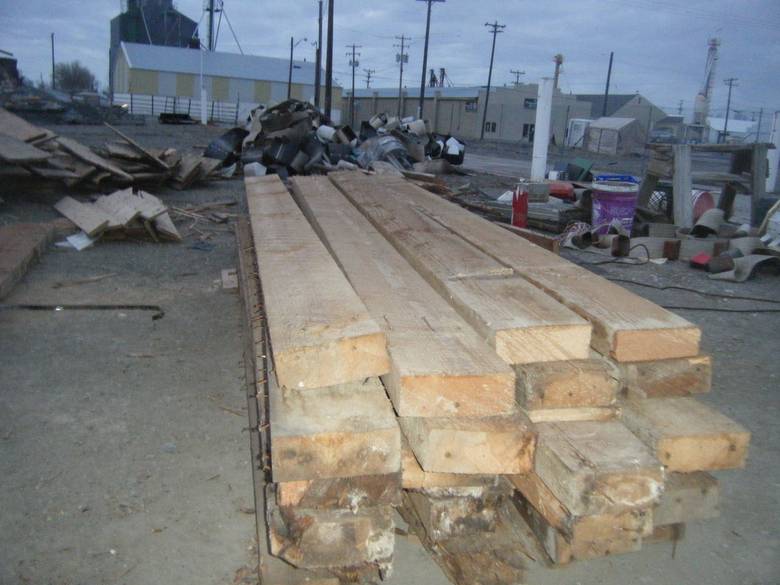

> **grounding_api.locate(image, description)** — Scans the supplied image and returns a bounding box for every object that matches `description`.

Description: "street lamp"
[289,36,308,100]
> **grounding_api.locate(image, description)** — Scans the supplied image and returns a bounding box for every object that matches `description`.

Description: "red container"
[512,187,529,228]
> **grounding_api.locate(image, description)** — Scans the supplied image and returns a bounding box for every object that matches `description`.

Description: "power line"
[480,20,505,140]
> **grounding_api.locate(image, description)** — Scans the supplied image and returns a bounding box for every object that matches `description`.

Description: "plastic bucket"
[591,181,639,235]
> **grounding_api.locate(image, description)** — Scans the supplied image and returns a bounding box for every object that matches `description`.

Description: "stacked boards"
[241,173,750,584]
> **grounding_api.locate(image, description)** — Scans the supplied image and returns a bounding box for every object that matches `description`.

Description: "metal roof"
[351,86,481,99]
[575,94,638,117]
[121,42,326,85]
[707,117,756,134]
[589,117,637,130]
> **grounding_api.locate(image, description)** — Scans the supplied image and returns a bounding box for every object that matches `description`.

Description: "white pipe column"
[200,47,208,125]
[530,77,554,181]
[767,111,780,192]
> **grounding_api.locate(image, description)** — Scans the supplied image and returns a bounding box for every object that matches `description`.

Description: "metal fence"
[112,93,259,125]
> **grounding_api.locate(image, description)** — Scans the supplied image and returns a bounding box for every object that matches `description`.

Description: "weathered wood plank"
[514,358,618,410]
[246,175,389,390]
[269,377,400,482]
[289,176,515,418]
[653,472,719,527]
[0,108,48,142]
[0,133,51,164]
[533,420,664,516]
[401,441,501,490]
[53,196,112,237]
[331,173,591,365]
[399,413,535,474]
[56,136,134,182]
[617,354,712,398]
[275,473,401,510]
[365,176,701,362]
[621,397,750,472]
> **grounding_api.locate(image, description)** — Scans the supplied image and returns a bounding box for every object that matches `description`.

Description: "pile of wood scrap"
[54,189,181,243]
[237,173,750,585]
[0,107,221,190]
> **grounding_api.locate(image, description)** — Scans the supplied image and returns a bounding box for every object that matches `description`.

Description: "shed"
[586,117,646,156]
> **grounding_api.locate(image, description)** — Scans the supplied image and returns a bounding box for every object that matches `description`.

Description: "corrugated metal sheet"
[121,42,327,86]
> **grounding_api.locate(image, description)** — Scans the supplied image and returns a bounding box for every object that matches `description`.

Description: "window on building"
[524,98,537,110]
[484,121,497,133]
[522,123,535,139]
[465,100,478,112]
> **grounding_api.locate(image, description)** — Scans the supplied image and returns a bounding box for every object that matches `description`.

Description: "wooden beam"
[245,175,389,390]
[533,420,663,516]
[495,222,561,254]
[514,358,618,410]
[365,177,700,362]
[268,378,400,482]
[653,472,719,527]
[289,176,515,418]
[399,414,536,474]
[275,473,401,509]
[615,354,711,398]
[330,173,591,365]
[621,397,750,472]
[401,441,501,490]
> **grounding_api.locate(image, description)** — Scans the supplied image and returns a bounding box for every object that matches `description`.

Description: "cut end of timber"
[494,323,592,365]
[276,331,390,390]
[395,371,517,418]
[611,326,702,363]
[400,413,536,475]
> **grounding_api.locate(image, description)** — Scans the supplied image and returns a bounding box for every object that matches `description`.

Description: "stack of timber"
[243,175,400,582]
[239,172,751,584]
[0,108,221,190]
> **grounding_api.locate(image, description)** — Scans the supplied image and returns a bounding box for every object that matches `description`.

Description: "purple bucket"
[591,181,639,235]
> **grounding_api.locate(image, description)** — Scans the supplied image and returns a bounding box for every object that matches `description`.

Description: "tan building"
[344,84,589,143]
[112,42,339,121]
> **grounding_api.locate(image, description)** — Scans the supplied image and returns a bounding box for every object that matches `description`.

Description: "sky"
[1,0,779,122]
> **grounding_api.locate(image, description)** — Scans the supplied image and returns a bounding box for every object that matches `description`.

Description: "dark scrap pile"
[0,107,221,191]
[204,99,466,180]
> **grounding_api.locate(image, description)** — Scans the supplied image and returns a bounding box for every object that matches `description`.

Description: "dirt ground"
[0,123,778,585]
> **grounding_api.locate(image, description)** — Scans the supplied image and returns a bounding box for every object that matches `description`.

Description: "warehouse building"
[345,85,629,144]
[112,42,336,122]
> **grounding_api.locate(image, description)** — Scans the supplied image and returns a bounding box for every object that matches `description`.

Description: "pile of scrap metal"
[204,99,466,179]
[0,107,221,191]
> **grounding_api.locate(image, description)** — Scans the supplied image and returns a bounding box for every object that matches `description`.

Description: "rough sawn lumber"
[245,175,389,389]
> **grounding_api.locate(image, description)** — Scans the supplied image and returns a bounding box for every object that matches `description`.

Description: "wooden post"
[750,143,768,226]
[672,145,693,227]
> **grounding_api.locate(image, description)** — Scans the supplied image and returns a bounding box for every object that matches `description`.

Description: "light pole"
[480,21,505,140]
[288,36,308,100]
[416,0,445,120]
[314,0,323,108]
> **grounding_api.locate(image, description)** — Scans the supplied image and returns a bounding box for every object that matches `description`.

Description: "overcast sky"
[2,0,779,121]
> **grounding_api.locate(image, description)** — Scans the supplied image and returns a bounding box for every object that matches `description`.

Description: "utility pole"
[480,20,505,140]
[678,100,684,116]
[510,69,525,87]
[553,54,563,90]
[324,0,334,118]
[394,34,409,117]
[288,37,307,100]
[314,0,323,109]
[602,51,614,117]
[50,33,55,89]
[346,44,361,127]
[207,0,215,50]
[363,68,375,89]
[722,77,738,143]
[755,107,763,143]
[417,0,445,120]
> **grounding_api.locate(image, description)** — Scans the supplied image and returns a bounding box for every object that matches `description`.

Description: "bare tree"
[54,61,97,93]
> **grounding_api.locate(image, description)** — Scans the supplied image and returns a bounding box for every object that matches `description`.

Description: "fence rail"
[112,93,259,125]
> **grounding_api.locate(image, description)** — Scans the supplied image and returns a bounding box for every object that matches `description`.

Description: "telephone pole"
[50,33,55,89]
[346,44,361,127]
[480,20,505,140]
[755,107,763,143]
[678,100,684,116]
[601,51,614,117]
[394,34,409,117]
[510,69,525,87]
[722,77,738,143]
[417,0,445,119]
[324,0,334,118]
[363,68,375,88]
[314,0,323,108]
[207,0,215,50]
